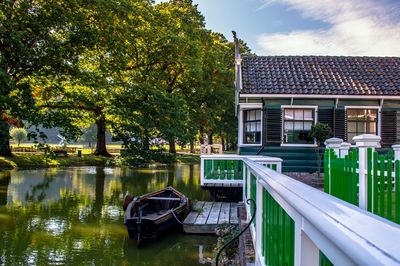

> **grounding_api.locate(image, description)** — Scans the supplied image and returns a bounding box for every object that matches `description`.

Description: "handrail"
[243,158,400,265]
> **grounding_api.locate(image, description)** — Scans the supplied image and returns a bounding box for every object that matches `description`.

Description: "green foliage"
[214,224,240,265]
[1,0,249,160]
[0,154,111,170]
[10,128,27,146]
[309,123,333,146]
[309,123,333,177]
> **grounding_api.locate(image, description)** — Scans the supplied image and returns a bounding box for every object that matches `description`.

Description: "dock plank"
[229,203,238,224]
[184,201,204,225]
[194,202,213,224]
[218,203,230,224]
[206,202,222,224]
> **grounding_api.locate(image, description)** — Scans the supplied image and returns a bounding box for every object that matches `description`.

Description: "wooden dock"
[183,201,239,234]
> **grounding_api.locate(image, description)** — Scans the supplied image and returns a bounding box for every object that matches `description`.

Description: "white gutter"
[240,93,400,100]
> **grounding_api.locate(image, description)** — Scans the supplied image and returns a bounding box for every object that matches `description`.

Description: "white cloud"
[257,0,400,56]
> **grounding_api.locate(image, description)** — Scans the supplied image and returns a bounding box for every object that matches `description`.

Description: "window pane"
[294,121,303,130]
[348,122,357,132]
[304,122,312,130]
[294,109,303,120]
[367,122,376,134]
[347,133,356,142]
[304,110,313,120]
[347,109,358,119]
[284,121,293,132]
[283,108,315,144]
[285,109,293,120]
[357,122,366,133]
[255,110,261,120]
[346,108,378,142]
[243,109,262,144]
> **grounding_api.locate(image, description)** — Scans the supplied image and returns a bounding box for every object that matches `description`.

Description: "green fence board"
[320,251,334,266]
[326,148,400,224]
[263,188,294,266]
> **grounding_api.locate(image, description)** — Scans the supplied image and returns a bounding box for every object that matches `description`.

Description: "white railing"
[243,157,400,266]
[200,154,282,186]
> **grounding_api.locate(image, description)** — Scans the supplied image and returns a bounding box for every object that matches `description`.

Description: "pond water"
[0,165,216,265]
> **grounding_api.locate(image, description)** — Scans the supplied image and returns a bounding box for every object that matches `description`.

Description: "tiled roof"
[241,56,400,95]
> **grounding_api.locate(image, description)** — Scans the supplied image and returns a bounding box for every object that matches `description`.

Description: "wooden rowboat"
[123,186,190,246]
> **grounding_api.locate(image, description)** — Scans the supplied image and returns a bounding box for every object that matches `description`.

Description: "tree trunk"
[199,128,204,144]
[168,138,176,154]
[190,141,195,154]
[143,129,150,151]
[207,131,213,145]
[221,136,225,151]
[94,114,110,156]
[0,119,12,157]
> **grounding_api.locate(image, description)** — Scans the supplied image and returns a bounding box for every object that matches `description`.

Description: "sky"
[190,0,400,56]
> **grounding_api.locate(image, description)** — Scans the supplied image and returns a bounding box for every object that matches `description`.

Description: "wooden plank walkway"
[183,201,239,234]
[201,183,242,188]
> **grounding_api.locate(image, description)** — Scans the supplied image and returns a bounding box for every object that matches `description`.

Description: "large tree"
[35,0,154,156]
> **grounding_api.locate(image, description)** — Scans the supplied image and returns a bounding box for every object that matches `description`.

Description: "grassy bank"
[0,153,200,171]
[0,154,111,170]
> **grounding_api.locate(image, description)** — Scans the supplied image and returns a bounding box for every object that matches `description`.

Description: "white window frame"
[281,105,318,147]
[238,103,263,146]
[345,106,381,142]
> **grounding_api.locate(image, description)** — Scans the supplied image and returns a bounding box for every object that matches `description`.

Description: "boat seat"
[147,197,181,201]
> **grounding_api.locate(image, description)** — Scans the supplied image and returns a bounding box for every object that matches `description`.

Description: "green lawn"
[0,154,111,170]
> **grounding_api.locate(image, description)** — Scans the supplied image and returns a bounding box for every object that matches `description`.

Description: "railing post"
[276,161,282,173]
[200,156,205,186]
[339,142,351,158]
[324,138,343,194]
[353,134,381,210]
[242,163,247,202]
[324,137,343,157]
[255,179,263,264]
[392,144,400,161]
[247,169,251,222]
[300,232,319,266]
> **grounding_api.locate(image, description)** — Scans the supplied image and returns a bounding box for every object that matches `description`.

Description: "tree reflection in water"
[0,165,214,265]
[0,171,11,205]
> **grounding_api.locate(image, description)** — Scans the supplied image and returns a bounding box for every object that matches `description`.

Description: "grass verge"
[0,154,111,170]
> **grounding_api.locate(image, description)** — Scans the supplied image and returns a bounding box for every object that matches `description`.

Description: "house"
[233,34,400,172]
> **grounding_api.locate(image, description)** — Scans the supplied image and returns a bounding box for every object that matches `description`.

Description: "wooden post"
[353,134,381,210]
[200,156,205,186]
[339,142,351,158]
[392,144,400,161]
[256,179,263,263]
[324,137,343,157]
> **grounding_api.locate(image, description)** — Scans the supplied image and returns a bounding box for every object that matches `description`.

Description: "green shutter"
[266,107,282,144]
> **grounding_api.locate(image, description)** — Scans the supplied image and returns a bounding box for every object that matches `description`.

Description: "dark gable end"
[241,56,400,95]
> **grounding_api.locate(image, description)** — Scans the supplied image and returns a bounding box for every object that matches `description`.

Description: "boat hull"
[123,187,190,245]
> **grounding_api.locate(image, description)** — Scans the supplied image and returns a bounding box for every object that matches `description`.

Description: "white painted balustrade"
[200,154,282,186]
[242,157,400,266]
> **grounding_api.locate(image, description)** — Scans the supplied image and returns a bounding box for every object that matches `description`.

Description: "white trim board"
[238,106,263,146]
[240,94,400,100]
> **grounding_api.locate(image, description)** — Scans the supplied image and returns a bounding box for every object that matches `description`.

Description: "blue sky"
[191,0,400,56]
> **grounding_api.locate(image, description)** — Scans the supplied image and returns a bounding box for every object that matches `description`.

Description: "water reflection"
[0,172,11,205]
[0,165,214,265]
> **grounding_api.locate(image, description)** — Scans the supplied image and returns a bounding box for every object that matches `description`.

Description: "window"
[243,109,261,144]
[283,108,315,144]
[347,109,377,142]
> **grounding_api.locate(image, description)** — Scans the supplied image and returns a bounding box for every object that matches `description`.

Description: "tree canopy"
[0,0,251,159]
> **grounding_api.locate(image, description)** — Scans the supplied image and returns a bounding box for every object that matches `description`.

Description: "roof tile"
[241,56,400,95]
